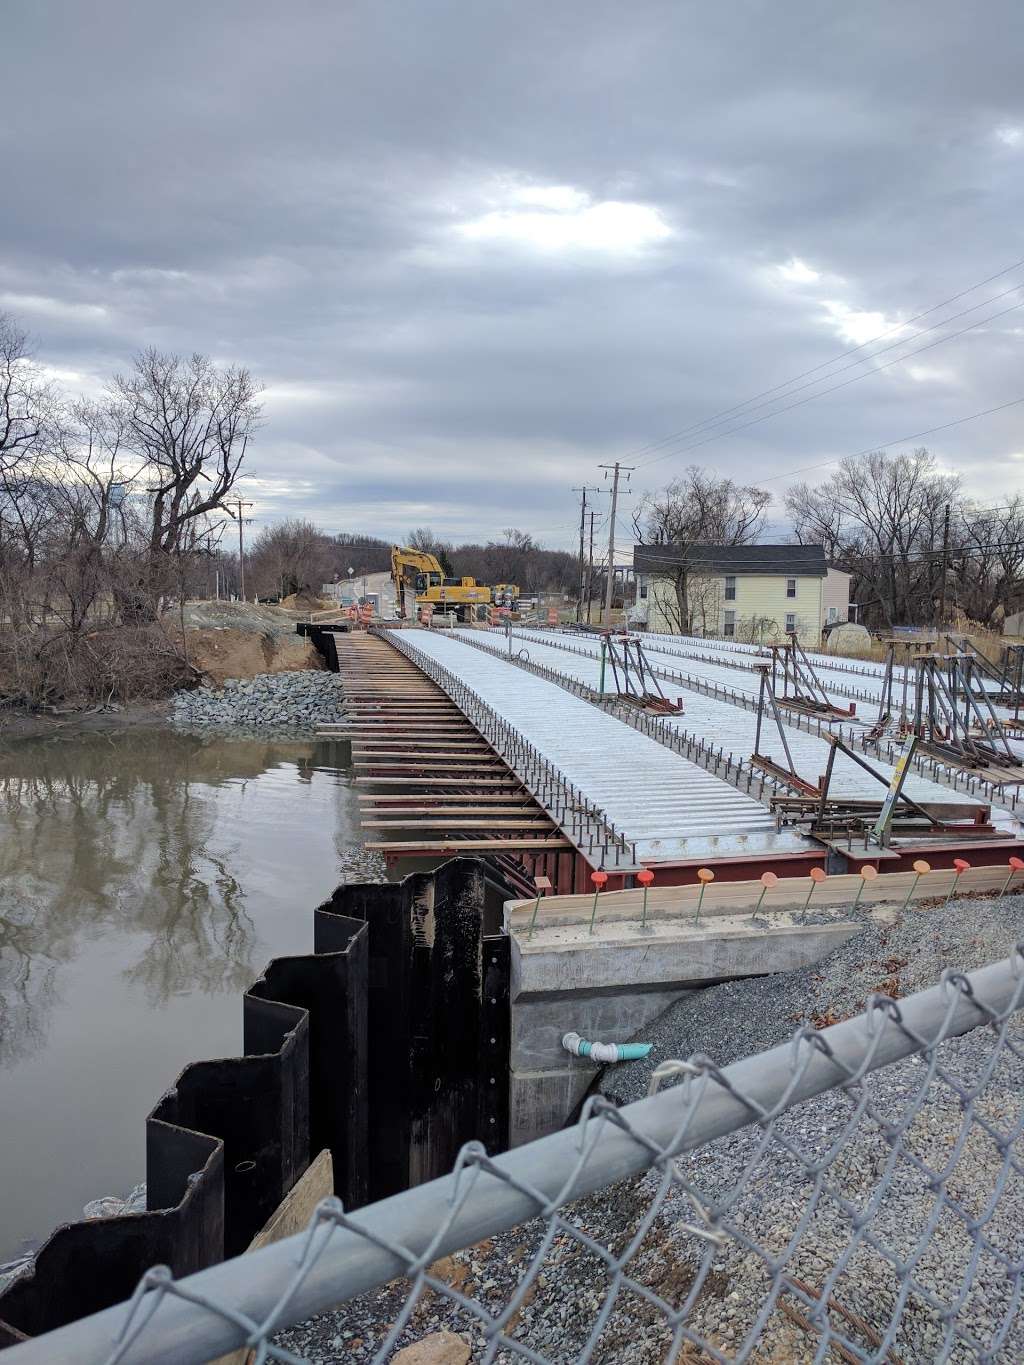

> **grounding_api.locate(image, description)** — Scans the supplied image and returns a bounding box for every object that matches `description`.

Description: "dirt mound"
[177,600,305,637]
[280,590,334,611]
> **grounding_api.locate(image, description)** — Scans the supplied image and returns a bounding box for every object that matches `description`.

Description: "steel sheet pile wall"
[0,860,509,1351]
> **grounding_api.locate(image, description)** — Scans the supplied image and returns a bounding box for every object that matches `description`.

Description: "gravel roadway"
[276,893,1024,1364]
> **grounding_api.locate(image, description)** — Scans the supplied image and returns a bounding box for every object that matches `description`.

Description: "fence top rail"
[8,945,1024,1365]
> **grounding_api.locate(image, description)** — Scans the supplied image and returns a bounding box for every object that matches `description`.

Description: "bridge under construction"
[317,624,1024,895]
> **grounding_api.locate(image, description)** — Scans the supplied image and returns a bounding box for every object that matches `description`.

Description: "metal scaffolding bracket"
[603,632,684,714]
[869,642,1024,781]
[764,633,856,720]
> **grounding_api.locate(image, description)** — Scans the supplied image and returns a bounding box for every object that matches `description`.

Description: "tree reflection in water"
[0,729,344,1065]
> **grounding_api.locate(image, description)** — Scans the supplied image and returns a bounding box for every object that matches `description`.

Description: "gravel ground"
[276,893,1024,1364]
[172,671,347,729]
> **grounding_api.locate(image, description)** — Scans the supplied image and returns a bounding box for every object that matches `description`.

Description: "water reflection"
[0,728,355,1257]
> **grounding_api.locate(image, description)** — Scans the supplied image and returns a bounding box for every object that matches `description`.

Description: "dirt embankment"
[0,600,340,738]
[167,601,329,685]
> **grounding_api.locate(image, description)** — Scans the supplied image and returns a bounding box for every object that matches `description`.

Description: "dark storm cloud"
[4,0,1024,549]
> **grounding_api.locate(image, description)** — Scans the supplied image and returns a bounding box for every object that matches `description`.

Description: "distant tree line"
[246,522,579,600]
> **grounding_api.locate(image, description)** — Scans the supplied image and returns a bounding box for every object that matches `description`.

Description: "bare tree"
[406,527,455,576]
[111,350,262,618]
[634,466,770,632]
[0,315,61,623]
[786,449,958,628]
[946,497,1024,627]
[249,518,339,598]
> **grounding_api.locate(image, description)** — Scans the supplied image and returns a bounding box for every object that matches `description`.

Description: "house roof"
[633,543,828,577]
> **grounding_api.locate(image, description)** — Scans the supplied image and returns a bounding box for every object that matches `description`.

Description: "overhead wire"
[751,394,1024,486]
[623,252,1024,463]
[635,297,1024,472]
[631,283,1023,465]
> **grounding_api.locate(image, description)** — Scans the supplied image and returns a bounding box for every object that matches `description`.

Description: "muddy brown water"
[0,727,360,1263]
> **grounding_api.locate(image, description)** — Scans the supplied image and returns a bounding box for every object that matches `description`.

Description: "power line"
[635,540,1024,568]
[623,252,1024,463]
[636,297,1024,472]
[752,393,1024,486]
[632,283,1023,465]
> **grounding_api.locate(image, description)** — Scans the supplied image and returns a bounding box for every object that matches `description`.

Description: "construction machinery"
[390,545,495,622]
[492,582,520,610]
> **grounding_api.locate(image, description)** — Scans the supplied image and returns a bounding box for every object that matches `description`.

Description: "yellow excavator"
[492,583,521,609]
[390,545,493,622]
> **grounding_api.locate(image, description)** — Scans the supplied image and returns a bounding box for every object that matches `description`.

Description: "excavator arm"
[391,545,443,618]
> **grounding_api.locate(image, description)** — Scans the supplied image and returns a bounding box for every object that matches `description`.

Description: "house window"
[724,575,736,601]
[638,575,648,601]
[827,606,838,623]
[786,577,797,599]
[785,612,796,633]
[723,610,736,638]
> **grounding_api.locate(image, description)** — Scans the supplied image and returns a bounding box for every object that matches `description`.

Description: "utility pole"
[585,509,596,624]
[230,496,254,601]
[938,502,951,626]
[598,463,634,625]
[572,485,600,623]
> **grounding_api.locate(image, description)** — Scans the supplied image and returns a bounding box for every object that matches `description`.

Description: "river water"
[0,727,358,1263]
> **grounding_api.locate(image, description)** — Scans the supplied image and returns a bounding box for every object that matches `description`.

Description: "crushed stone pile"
[173,671,346,729]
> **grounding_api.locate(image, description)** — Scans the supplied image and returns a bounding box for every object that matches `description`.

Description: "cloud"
[456,184,674,255]
[819,300,896,347]
[2,2,1023,549]
[0,292,109,324]
[775,258,821,285]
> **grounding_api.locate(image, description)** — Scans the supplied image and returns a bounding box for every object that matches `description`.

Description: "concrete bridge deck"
[461,626,1014,817]
[385,628,810,868]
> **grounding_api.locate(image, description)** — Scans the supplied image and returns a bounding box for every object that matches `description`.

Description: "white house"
[633,543,851,647]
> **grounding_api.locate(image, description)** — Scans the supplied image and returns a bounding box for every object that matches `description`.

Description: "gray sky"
[4,1,1024,551]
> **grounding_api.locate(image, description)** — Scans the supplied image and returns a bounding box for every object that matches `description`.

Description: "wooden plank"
[357,795,536,806]
[352,753,496,764]
[366,837,572,851]
[354,776,524,787]
[361,819,554,830]
[357,804,537,814]
[353,762,505,773]
[352,742,491,753]
[326,723,472,730]
[212,1150,335,1365]
[508,861,1024,933]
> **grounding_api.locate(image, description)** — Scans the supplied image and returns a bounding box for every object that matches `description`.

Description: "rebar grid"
[9,947,1024,1365]
[496,627,1024,816]
[376,626,638,867]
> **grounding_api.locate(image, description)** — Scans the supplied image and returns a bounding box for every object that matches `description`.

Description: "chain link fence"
[8,947,1024,1364]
